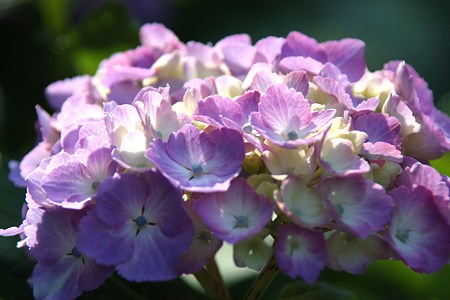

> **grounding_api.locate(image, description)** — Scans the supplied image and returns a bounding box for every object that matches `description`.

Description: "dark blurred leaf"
[0,86,4,147]
[37,0,69,35]
[0,0,29,16]
[436,92,450,116]
[0,159,34,299]
[279,281,358,300]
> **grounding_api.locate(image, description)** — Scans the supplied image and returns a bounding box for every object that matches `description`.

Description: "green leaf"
[279,281,358,300]
[430,152,450,176]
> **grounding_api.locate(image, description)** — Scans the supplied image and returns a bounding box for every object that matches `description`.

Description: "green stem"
[194,267,231,300]
[109,274,147,300]
[206,258,231,300]
[244,255,279,300]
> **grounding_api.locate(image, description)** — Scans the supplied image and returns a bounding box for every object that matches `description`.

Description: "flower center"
[287,131,299,140]
[243,123,253,134]
[135,215,148,228]
[70,246,82,258]
[335,204,344,215]
[396,228,410,243]
[233,215,249,229]
[91,181,100,191]
[287,235,300,255]
[191,164,204,177]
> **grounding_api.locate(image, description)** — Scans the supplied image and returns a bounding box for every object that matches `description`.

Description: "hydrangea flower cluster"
[2,23,450,299]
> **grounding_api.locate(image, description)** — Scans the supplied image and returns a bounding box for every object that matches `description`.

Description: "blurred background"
[0,0,449,299]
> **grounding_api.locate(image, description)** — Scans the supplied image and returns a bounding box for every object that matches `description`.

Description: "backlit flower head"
[3,22,450,299]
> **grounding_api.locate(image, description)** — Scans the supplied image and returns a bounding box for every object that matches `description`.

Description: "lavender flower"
[387,186,450,273]
[274,223,326,283]
[40,141,116,209]
[178,201,223,274]
[192,177,273,244]
[29,207,113,300]
[77,171,194,281]
[280,32,366,82]
[251,83,335,148]
[146,124,244,192]
[318,176,393,238]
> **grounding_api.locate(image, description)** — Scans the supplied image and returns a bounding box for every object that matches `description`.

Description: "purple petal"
[44,75,93,110]
[281,31,326,62]
[8,160,26,187]
[404,119,446,161]
[165,124,216,168]
[322,38,366,82]
[192,178,273,244]
[429,108,450,151]
[383,94,419,137]
[116,223,193,281]
[77,211,134,265]
[77,171,194,281]
[36,105,58,144]
[354,113,402,149]
[194,95,242,128]
[388,186,450,273]
[283,71,309,95]
[216,33,251,47]
[235,90,260,123]
[313,76,353,109]
[26,207,113,300]
[319,62,349,84]
[146,125,244,192]
[360,142,403,163]
[41,161,96,209]
[30,208,85,264]
[33,257,112,300]
[395,160,449,222]
[384,60,434,114]
[19,141,52,182]
[259,84,311,132]
[255,36,284,64]
[247,69,281,93]
[139,23,182,54]
[21,207,46,249]
[108,81,143,104]
[0,223,25,237]
[318,176,393,238]
[133,87,184,141]
[179,203,223,274]
[187,42,222,68]
[352,97,379,116]
[222,43,267,77]
[278,56,323,75]
[274,224,325,283]
[77,120,109,149]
